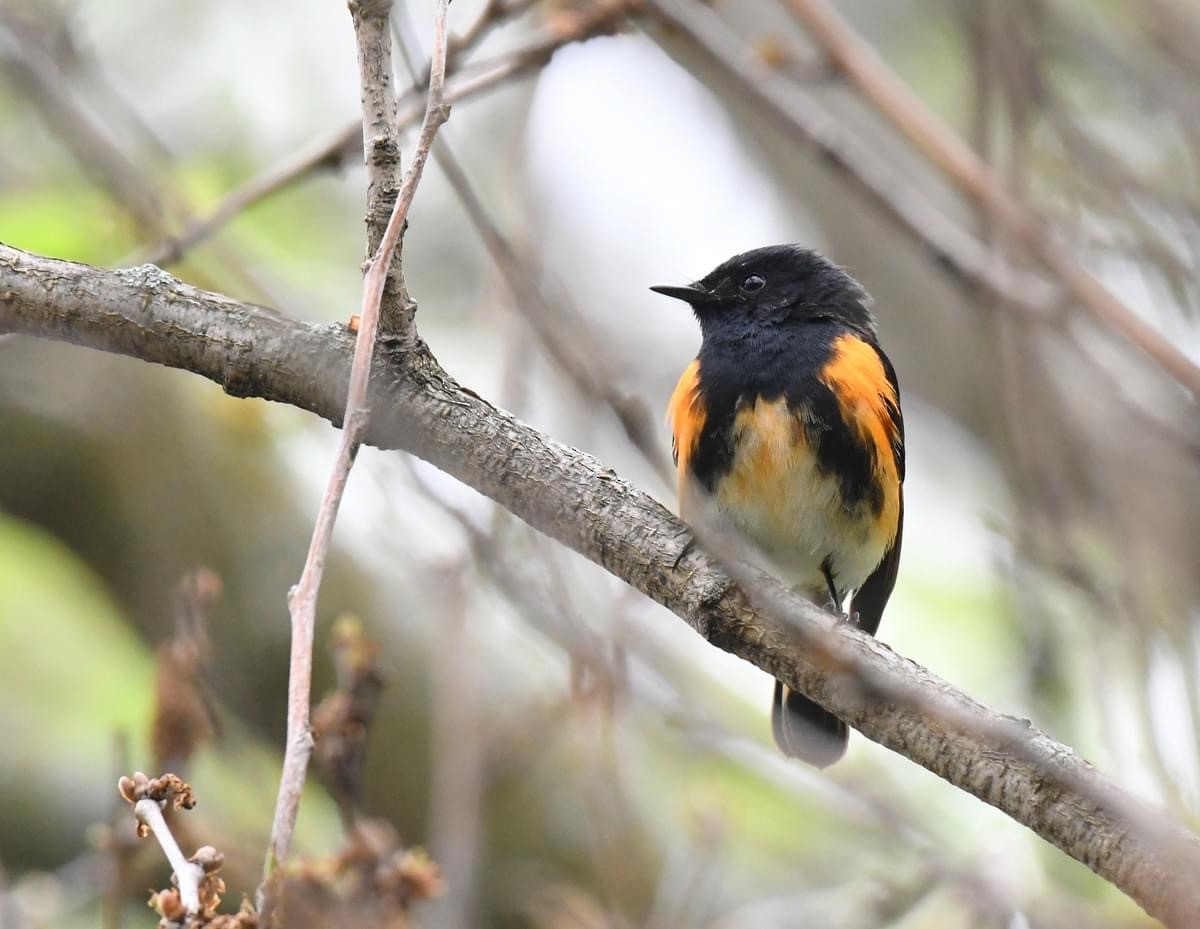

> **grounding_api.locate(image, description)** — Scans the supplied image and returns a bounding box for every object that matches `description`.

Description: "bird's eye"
[740,274,766,293]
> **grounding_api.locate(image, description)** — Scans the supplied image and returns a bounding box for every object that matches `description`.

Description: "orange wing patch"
[819,334,902,534]
[667,359,705,479]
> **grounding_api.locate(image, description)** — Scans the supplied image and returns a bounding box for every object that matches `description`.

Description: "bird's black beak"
[649,283,718,305]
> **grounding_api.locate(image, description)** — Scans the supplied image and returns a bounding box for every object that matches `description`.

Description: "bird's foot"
[832,608,856,625]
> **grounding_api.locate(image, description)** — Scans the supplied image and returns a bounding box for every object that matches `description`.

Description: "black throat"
[688,318,887,518]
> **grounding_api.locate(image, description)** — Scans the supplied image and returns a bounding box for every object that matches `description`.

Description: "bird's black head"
[650,245,876,338]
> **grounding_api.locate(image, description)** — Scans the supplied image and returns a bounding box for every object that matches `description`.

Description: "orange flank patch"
[667,360,705,481]
[819,334,902,533]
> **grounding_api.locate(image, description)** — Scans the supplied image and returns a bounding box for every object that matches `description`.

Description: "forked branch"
[258,0,451,912]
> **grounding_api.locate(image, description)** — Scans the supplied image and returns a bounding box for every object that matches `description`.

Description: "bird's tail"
[771,679,848,768]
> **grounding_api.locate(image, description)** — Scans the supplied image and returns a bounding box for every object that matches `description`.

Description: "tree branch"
[134,1,631,270]
[133,799,204,916]
[139,124,363,268]
[416,117,673,486]
[780,0,1200,398]
[350,0,412,337]
[640,0,1060,321]
[3,242,1200,926]
[261,0,450,912]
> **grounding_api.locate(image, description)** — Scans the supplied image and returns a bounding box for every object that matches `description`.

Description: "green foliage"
[0,182,138,264]
[0,514,151,862]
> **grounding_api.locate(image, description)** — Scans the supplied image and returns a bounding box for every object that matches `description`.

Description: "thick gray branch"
[2,243,1199,927]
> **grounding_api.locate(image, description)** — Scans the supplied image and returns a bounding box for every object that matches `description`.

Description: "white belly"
[679,397,888,599]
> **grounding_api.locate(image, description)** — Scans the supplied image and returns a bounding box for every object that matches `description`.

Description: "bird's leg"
[821,564,850,622]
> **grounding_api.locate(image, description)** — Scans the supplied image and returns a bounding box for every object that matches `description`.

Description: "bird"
[651,245,904,767]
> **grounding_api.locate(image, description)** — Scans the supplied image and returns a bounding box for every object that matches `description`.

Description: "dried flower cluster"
[153,567,220,769]
[118,771,196,837]
[284,818,443,928]
[312,615,384,826]
[145,845,241,927]
[118,774,253,928]
[149,894,259,929]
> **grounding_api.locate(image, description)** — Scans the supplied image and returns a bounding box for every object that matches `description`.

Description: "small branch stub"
[118,773,206,917]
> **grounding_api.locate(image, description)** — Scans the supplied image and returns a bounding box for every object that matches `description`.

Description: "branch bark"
[3,242,1200,926]
[350,0,412,337]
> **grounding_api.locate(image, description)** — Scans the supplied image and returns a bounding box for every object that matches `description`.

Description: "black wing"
[850,496,902,635]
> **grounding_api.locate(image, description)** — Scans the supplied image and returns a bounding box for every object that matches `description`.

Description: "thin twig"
[390,16,672,487]
[781,0,1200,397]
[102,731,131,929]
[0,9,300,311]
[0,19,163,237]
[424,559,485,929]
[641,0,1059,318]
[435,142,673,486]
[141,126,363,267]
[133,800,204,915]
[1139,0,1200,81]
[258,0,451,909]
[447,0,535,64]
[138,5,623,269]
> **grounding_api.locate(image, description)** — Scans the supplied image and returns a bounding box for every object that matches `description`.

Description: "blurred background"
[1,0,1199,926]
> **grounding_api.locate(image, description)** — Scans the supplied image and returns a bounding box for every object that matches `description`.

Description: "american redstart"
[652,245,903,767]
